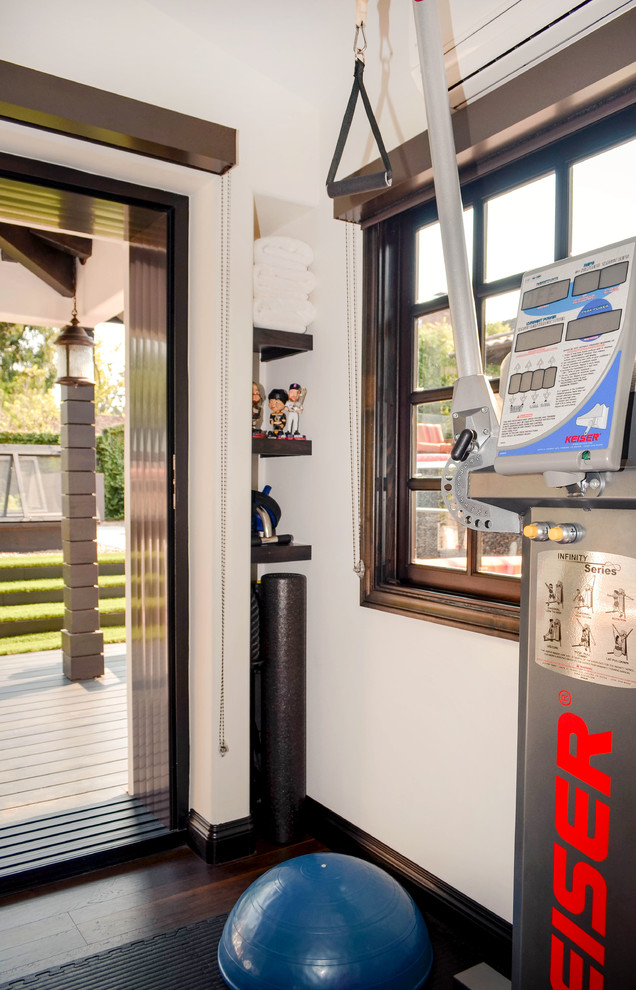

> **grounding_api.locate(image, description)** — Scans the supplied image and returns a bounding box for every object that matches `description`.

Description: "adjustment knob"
[548,523,585,544]
[523,522,553,542]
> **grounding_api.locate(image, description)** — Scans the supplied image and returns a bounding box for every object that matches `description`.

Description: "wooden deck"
[0,643,171,890]
[0,643,128,825]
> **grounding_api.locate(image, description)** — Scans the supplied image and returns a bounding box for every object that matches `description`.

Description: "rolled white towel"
[254,297,316,334]
[254,236,314,272]
[254,263,317,300]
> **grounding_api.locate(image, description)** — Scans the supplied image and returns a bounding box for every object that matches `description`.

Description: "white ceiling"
[0,0,631,327]
[145,0,632,108]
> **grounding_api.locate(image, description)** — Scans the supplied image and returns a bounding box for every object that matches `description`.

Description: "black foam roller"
[250,586,260,664]
[259,572,306,845]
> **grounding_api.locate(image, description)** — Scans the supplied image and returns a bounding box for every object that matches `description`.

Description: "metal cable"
[448,0,630,102]
[218,171,231,756]
[346,222,365,578]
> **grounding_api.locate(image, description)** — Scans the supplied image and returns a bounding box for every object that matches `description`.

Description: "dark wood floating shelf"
[251,543,312,564]
[253,327,313,362]
[252,438,312,457]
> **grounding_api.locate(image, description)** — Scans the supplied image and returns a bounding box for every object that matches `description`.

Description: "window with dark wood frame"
[361,110,636,639]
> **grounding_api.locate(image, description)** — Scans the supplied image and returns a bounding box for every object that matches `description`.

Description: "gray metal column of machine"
[411,2,636,987]
[473,243,636,989]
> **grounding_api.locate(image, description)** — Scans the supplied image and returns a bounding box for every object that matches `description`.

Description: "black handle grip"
[451,428,476,462]
[327,170,392,199]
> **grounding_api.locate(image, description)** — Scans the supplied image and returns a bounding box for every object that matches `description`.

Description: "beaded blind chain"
[218,171,232,756]
[345,221,365,579]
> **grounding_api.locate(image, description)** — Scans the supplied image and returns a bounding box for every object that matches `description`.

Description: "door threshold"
[0,794,174,893]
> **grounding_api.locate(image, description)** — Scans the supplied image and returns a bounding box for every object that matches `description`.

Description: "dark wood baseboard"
[187,809,256,865]
[304,796,512,979]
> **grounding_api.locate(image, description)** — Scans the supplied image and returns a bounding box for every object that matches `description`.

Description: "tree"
[0,323,57,387]
[94,326,125,416]
[96,424,124,519]
[416,312,456,391]
[0,323,59,432]
[484,318,515,379]
[0,321,125,433]
[0,322,57,390]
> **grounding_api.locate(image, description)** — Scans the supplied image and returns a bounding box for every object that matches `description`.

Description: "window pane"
[416,209,473,303]
[411,491,467,570]
[571,138,636,255]
[413,402,454,478]
[484,290,520,377]
[29,454,62,514]
[477,530,522,578]
[485,174,555,281]
[415,309,458,390]
[0,455,23,517]
[19,458,47,514]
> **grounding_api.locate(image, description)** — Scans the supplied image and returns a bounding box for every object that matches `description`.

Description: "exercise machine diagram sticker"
[536,550,636,687]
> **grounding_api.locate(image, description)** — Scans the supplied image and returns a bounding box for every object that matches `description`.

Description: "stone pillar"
[60,383,104,680]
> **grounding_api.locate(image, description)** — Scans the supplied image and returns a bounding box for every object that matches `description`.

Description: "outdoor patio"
[0,610,175,891]
[0,642,128,825]
[0,642,172,887]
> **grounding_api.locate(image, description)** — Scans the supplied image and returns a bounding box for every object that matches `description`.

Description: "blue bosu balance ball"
[217,852,433,989]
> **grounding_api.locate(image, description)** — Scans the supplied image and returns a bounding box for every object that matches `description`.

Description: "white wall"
[5,0,613,922]
[257,182,519,921]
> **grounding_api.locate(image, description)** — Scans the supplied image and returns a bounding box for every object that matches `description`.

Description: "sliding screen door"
[128,212,171,827]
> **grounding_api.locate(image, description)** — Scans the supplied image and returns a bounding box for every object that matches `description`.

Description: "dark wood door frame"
[0,151,191,834]
[0,59,236,175]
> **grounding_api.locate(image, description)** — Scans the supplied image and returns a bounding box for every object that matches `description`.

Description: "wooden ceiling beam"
[31,230,92,261]
[0,222,75,296]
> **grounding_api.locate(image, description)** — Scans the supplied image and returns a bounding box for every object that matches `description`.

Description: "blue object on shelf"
[251,486,281,536]
[217,852,433,989]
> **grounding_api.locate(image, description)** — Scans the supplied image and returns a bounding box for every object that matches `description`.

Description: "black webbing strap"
[326,57,393,199]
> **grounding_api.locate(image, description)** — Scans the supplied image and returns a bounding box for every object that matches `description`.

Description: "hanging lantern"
[55,303,95,386]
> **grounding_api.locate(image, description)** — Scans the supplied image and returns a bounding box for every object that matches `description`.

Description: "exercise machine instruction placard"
[536,550,636,688]
[495,237,636,475]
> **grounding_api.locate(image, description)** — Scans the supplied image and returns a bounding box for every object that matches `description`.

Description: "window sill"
[361,581,520,640]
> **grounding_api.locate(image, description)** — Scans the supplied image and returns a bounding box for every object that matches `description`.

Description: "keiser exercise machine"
[412,2,636,987]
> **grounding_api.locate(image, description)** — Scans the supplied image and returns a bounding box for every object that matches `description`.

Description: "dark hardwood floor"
[0,837,326,984]
[0,833,508,988]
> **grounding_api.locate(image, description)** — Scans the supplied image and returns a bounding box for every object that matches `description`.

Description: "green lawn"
[0,625,126,656]
[0,551,126,655]
[0,574,124,595]
[0,551,124,568]
[0,598,125,623]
